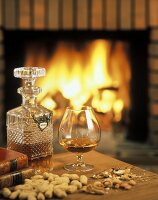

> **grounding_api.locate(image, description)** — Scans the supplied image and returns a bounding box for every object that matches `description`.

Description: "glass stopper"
[14,67,45,79]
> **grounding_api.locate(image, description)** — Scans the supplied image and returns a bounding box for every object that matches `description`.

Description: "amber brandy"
[60,138,97,153]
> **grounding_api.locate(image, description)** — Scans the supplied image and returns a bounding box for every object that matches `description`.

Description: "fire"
[41,96,57,110]
[113,99,124,122]
[89,41,112,88]
[25,39,130,121]
[92,90,117,113]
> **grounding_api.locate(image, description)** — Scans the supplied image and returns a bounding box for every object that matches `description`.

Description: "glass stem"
[76,154,84,166]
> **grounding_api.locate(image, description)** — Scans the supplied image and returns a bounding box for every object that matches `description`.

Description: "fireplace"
[2,30,149,145]
[0,0,158,149]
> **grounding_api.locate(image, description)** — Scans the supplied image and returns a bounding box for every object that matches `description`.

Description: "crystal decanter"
[7,67,53,160]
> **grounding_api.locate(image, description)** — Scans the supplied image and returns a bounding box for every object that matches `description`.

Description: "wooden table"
[33,150,158,200]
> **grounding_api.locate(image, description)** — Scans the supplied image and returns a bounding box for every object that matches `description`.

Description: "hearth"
[2,30,149,145]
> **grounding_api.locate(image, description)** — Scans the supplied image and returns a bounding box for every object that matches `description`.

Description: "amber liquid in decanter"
[7,67,53,160]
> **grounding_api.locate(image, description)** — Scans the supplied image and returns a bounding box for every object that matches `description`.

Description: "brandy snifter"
[59,106,101,172]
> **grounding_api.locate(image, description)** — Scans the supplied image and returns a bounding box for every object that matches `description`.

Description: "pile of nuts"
[0,173,88,199]
[0,168,139,199]
[90,168,137,192]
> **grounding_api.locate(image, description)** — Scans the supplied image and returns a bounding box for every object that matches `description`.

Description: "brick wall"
[0,0,158,145]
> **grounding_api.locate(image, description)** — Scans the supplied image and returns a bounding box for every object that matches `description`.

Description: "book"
[0,148,28,176]
[0,168,35,188]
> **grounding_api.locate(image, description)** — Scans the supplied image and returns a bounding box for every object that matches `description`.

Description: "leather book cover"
[0,168,35,188]
[0,148,28,176]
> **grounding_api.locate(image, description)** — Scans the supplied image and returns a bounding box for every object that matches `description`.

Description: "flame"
[90,41,112,88]
[41,96,57,110]
[113,99,124,122]
[92,90,117,113]
[25,39,130,121]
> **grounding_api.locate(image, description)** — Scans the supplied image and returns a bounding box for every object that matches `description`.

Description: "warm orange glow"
[25,39,131,121]
[92,90,117,113]
[113,99,124,122]
[113,99,124,113]
[41,96,57,110]
[89,41,112,88]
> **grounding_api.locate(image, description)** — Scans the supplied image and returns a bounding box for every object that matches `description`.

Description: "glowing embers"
[24,39,130,122]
